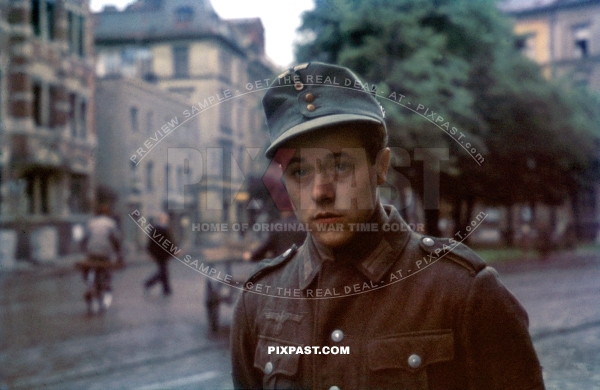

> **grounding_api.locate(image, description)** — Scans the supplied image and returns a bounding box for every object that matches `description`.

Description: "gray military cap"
[262,62,387,158]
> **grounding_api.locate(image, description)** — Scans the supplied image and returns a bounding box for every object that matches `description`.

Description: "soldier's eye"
[288,165,313,180]
[335,162,353,174]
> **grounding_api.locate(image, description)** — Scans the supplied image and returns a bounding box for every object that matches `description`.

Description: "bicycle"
[76,257,125,315]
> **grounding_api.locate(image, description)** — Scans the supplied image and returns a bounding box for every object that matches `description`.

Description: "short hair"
[354,122,388,165]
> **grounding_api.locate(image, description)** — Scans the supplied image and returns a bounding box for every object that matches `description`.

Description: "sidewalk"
[491,246,600,275]
[0,243,202,278]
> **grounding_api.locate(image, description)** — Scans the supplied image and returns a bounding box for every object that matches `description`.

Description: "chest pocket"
[254,336,302,390]
[367,329,454,389]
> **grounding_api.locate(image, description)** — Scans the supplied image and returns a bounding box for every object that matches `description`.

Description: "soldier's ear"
[376,148,390,185]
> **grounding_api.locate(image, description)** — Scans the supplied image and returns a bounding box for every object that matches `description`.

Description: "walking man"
[144,212,174,296]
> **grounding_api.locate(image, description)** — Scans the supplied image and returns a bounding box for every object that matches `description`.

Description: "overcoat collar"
[299,204,412,289]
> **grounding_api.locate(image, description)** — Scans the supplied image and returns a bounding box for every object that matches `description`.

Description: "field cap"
[262,62,386,158]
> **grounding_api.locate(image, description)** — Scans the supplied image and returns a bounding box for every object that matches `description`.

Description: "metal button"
[305,93,314,102]
[294,81,304,91]
[422,237,434,247]
[408,354,422,368]
[264,361,273,374]
[329,386,341,390]
[331,329,344,342]
[307,104,315,111]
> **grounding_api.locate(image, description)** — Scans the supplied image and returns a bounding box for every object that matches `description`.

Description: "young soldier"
[231,62,545,389]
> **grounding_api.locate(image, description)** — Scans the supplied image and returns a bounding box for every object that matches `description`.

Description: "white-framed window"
[67,10,86,56]
[572,24,590,58]
[31,0,56,40]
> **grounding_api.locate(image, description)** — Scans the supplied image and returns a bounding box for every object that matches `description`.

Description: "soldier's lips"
[312,213,344,224]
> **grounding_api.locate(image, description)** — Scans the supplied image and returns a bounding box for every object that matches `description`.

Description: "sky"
[89,0,315,67]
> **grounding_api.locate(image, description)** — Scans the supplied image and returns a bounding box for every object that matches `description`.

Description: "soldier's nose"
[311,174,336,205]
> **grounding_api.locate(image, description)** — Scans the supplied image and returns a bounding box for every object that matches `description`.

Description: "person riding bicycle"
[81,203,124,313]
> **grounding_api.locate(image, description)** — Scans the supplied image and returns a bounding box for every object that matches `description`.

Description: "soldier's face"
[280,126,390,249]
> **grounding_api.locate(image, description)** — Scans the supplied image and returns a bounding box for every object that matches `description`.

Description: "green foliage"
[295,0,600,211]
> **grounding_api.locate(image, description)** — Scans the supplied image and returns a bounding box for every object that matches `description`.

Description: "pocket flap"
[254,336,301,377]
[368,329,454,371]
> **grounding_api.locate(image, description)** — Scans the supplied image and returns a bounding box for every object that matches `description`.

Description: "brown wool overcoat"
[231,205,545,390]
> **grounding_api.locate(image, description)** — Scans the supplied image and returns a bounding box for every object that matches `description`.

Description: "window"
[67,11,86,56]
[173,45,189,78]
[219,50,232,81]
[31,0,40,36]
[130,107,139,132]
[175,6,194,23]
[79,100,87,138]
[32,82,58,129]
[69,93,76,137]
[45,0,55,40]
[146,162,154,191]
[573,24,590,58]
[165,164,171,192]
[146,111,154,134]
[176,166,183,193]
[516,33,536,60]
[25,174,50,215]
[30,0,56,40]
[77,14,85,56]
[33,82,44,127]
[219,139,233,182]
[236,101,245,137]
[49,86,59,127]
[69,94,87,138]
[69,175,87,214]
[0,70,3,124]
[219,105,232,135]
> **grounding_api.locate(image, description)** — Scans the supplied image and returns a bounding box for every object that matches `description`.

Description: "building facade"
[93,0,276,239]
[0,0,95,262]
[505,0,600,240]
[95,76,200,248]
[506,0,600,88]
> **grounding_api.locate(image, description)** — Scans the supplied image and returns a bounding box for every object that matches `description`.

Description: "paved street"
[1,248,599,389]
[0,255,239,390]
[495,250,600,390]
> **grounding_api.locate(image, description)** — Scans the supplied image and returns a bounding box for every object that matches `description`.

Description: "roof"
[93,0,241,51]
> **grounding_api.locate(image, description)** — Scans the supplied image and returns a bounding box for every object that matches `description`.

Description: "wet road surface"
[1,249,599,389]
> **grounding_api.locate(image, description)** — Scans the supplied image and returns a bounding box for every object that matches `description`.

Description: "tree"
[296,0,600,240]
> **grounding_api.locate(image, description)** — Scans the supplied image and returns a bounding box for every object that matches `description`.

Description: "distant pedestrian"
[81,203,124,313]
[144,212,174,296]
